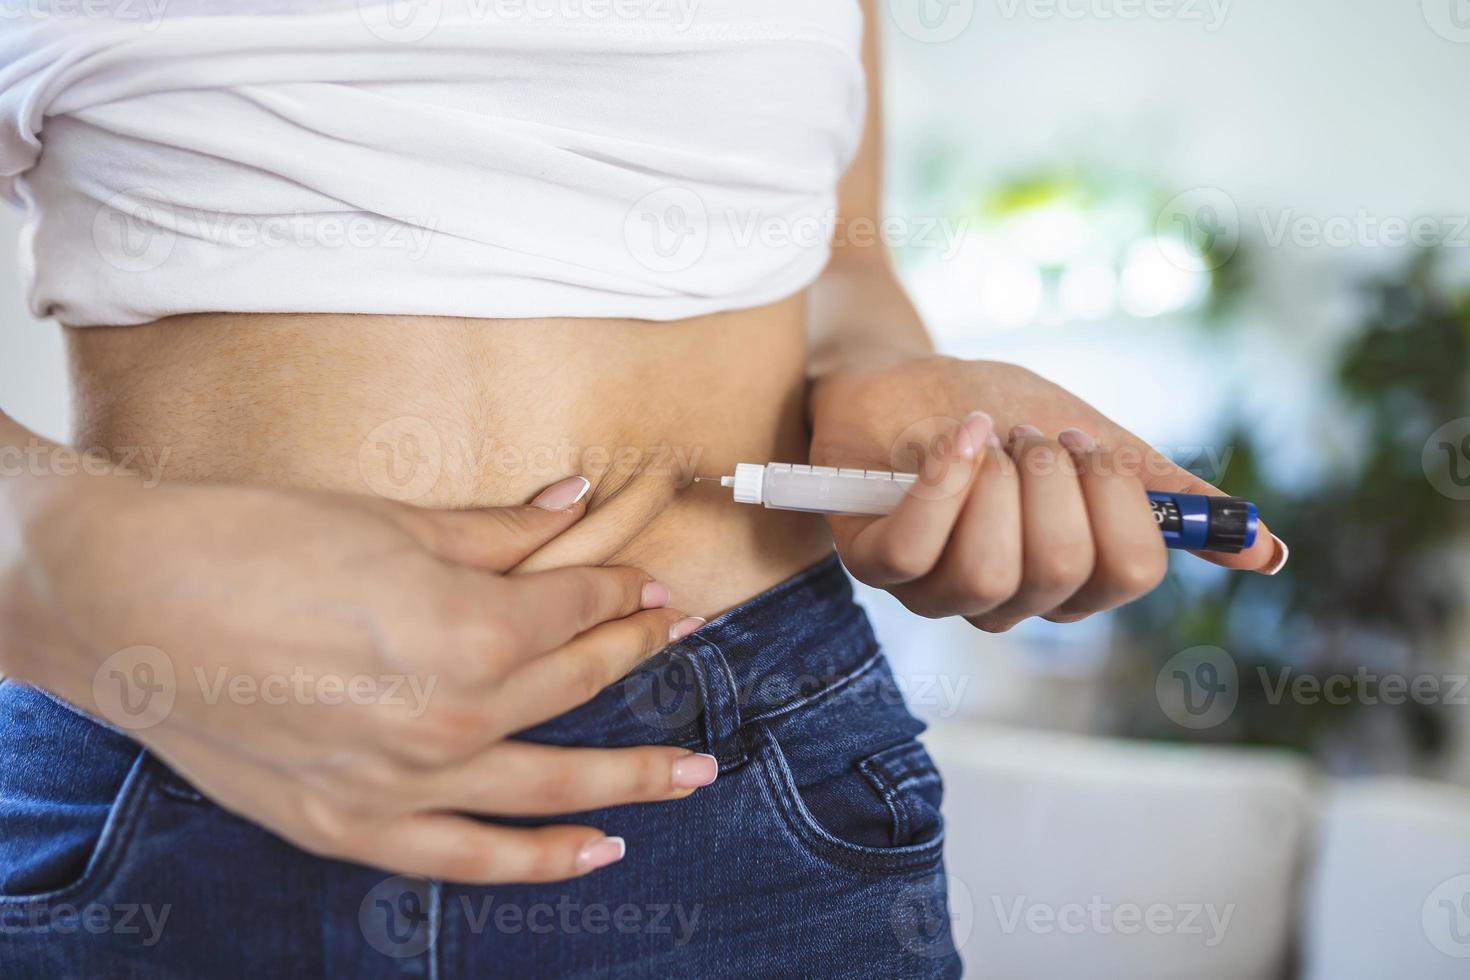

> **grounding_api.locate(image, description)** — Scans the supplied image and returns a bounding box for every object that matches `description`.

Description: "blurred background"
[855,2,1470,977]
[2,2,1469,978]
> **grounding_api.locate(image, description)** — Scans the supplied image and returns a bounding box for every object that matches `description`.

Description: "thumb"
[1125,439,1288,576]
[396,475,593,572]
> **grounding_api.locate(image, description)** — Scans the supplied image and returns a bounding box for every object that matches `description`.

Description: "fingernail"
[957,411,994,460]
[576,836,626,874]
[1010,424,1044,442]
[641,581,670,609]
[672,752,719,789]
[668,617,706,643]
[532,476,591,511]
[1262,535,1290,576]
[1057,428,1097,453]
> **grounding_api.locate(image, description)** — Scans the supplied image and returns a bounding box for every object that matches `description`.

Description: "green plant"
[1113,250,1470,767]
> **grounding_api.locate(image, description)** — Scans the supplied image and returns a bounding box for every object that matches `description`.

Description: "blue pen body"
[1147,491,1259,553]
[707,464,1261,555]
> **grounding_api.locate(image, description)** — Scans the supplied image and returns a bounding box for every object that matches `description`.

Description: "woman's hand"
[808,356,1288,632]
[0,470,713,884]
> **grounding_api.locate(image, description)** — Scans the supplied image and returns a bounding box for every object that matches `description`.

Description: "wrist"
[0,440,136,681]
[0,541,46,681]
[808,338,937,381]
[805,260,936,380]
[809,351,955,401]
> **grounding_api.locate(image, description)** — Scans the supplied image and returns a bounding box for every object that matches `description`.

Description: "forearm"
[0,409,132,679]
[0,409,149,517]
[0,410,71,529]
[1,412,60,677]
[806,257,936,381]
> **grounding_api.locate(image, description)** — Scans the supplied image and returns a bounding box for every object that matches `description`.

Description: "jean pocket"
[0,682,155,912]
[755,723,946,875]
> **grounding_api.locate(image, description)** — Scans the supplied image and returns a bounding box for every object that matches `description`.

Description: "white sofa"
[1300,778,1470,979]
[924,721,1470,979]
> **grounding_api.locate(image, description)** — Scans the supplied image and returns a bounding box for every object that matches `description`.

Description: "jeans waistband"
[519,551,882,768]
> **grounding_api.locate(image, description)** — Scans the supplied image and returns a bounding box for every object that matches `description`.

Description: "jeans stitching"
[682,637,745,766]
[741,646,885,728]
[0,748,154,914]
[752,724,946,875]
[428,879,442,980]
[857,756,911,848]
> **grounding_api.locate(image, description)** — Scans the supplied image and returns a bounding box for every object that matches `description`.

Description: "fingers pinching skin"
[968,426,1094,632]
[494,565,669,657]
[487,607,706,734]
[395,475,595,572]
[1044,429,1168,621]
[433,743,720,816]
[830,412,994,588]
[369,816,630,885]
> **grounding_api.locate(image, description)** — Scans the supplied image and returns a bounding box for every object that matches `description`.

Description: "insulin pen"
[699,463,1259,554]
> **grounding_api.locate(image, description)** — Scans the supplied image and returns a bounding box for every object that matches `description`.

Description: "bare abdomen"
[63,296,833,617]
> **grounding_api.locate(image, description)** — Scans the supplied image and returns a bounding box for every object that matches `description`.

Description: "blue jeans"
[0,555,960,978]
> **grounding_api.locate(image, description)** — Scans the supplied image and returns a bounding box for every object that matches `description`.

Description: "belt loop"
[681,635,745,768]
